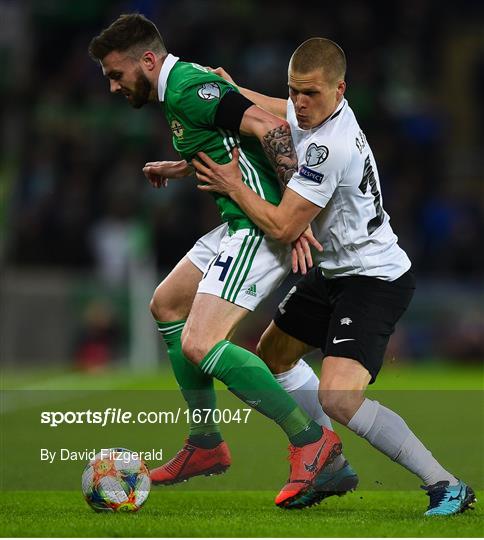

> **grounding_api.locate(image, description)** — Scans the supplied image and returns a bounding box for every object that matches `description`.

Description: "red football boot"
[275,427,342,508]
[150,440,231,485]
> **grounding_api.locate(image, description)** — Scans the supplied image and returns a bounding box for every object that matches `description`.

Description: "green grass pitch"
[1,363,482,537]
[1,490,482,537]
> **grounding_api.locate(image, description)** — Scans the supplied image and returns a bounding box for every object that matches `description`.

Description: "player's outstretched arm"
[194,149,321,244]
[142,160,193,188]
[210,67,287,119]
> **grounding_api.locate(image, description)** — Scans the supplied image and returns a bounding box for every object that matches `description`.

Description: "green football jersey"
[160,59,282,232]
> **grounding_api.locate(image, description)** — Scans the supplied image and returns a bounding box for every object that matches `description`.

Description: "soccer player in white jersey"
[193,38,476,516]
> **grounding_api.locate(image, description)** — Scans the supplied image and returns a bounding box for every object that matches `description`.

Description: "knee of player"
[150,285,165,319]
[180,332,205,365]
[149,294,159,320]
[150,284,177,322]
[319,390,341,421]
[319,387,361,425]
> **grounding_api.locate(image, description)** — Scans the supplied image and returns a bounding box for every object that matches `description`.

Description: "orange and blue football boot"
[284,459,359,509]
[275,426,343,508]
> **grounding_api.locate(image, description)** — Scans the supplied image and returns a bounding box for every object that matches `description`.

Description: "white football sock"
[275,360,346,470]
[274,359,333,428]
[347,398,458,486]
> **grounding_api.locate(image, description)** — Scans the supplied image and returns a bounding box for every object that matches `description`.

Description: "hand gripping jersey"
[158,54,281,232]
[286,98,411,281]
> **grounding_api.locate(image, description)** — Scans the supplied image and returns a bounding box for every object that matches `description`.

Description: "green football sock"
[200,340,322,446]
[157,320,222,445]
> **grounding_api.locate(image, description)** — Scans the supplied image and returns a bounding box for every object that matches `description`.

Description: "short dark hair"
[88,13,166,61]
[289,38,346,83]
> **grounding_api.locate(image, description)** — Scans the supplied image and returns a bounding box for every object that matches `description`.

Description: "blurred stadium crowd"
[1,0,483,366]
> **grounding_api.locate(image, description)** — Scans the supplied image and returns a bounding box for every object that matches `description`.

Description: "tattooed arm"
[238,104,297,189]
[206,66,294,187]
[262,124,298,188]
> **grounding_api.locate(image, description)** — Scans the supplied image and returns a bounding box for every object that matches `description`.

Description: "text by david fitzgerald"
[40,448,163,464]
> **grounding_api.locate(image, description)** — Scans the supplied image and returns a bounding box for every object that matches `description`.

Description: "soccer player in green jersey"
[89,14,342,507]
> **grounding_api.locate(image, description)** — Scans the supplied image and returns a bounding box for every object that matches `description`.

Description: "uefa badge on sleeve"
[197,83,221,101]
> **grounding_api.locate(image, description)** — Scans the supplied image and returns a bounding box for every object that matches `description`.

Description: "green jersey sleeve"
[174,77,237,129]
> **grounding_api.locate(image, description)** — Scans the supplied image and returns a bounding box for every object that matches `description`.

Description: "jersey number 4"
[359,156,384,235]
[203,252,234,282]
[213,253,234,282]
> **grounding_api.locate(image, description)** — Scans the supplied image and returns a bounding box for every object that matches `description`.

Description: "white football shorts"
[187,224,291,311]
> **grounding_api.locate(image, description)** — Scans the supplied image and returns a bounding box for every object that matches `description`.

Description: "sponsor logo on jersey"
[306,143,329,166]
[299,165,324,184]
[197,82,221,100]
[170,119,184,138]
[246,284,257,297]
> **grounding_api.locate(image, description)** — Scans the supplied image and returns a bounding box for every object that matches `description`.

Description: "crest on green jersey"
[171,119,184,139]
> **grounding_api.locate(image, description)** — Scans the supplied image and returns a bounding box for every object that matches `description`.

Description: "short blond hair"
[289,38,346,83]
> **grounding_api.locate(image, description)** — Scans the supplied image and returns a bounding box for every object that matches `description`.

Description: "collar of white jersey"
[323,98,346,125]
[157,53,180,102]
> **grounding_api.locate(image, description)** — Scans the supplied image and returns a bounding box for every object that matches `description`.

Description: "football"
[81,448,151,512]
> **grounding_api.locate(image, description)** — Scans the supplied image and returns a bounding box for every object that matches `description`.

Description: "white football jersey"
[287,97,411,281]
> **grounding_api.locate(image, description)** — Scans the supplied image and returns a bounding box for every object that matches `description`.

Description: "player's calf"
[256,322,308,375]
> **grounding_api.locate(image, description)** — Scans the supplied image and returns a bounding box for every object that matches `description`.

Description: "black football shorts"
[274,267,416,383]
